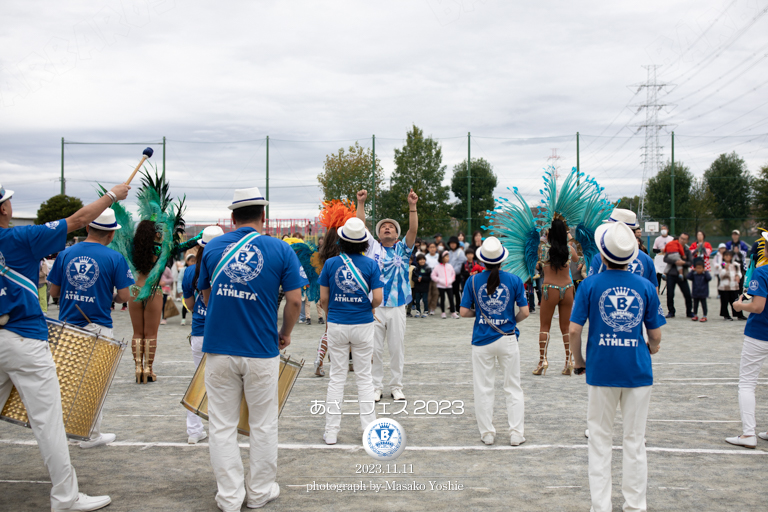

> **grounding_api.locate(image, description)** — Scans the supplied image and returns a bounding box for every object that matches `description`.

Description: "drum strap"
[340,253,370,295]
[0,262,39,300]
[211,231,261,287]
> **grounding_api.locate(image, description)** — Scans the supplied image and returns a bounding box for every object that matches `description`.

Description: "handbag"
[164,297,180,319]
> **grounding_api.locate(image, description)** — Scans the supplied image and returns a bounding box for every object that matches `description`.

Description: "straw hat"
[476,236,508,265]
[227,186,269,210]
[88,209,121,231]
[375,218,401,238]
[595,222,638,265]
[0,183,14,205]
[198,225,225,246]
[603,208,638,228]
[338,218,371,243]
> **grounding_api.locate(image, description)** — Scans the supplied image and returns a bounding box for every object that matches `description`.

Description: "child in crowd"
[412,254,431,318]
[460,248,485,290]
[687,258,712,322]
[712,243,727,292]
[425,242,440,315]
[718,250,745,321]
[431,251,458,319]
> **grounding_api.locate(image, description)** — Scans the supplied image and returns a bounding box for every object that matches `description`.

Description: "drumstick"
[125,147,154,185]
[74,304,93,325]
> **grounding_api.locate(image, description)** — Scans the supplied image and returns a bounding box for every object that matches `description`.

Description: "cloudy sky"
[2,0,767,225]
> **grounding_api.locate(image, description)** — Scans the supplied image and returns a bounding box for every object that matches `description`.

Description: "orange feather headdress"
[319,199,357,229]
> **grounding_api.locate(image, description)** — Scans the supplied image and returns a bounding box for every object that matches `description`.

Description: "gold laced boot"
[143,338,158,383]
[533,332,550,375]
[132,338,144,384]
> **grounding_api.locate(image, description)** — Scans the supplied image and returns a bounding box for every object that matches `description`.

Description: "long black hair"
[133,220,159,275]
[192,245,204,292]
[319,227,341,265]
[547,218,570,269]
[485,262,501,296]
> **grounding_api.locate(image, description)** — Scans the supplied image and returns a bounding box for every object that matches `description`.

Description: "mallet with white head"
[125,147,154,185]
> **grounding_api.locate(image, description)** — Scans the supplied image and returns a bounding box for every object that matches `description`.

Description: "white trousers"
[738,336,768,436]
[471,336,524,438]
[325,322,377,435]
[83,323,114,438]
[372,306,406,392]
[587,385,652,512]
[187,336,205,437]
[0,329,79,509]
[206,353,279,512]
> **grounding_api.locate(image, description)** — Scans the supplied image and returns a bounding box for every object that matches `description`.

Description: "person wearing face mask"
[652,225,673,288]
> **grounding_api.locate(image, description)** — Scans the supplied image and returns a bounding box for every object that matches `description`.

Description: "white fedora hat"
[0,183,14,204]
[198,225,225,246]
[88,209,121,231]
[375,218,401,238]
[603,208,638,228]
[476,236,508,265]
[227,186,269,210]
[595,221,638,265]
[338,217,371,244]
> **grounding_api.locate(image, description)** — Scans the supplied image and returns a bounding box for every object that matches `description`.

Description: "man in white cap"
[570,221,665,512]
[586,208,658,288]
[0,181,130,512]
[48,209,135,449]
[356,188,419,401]
[181,225,224,444]
[197,187,307,511]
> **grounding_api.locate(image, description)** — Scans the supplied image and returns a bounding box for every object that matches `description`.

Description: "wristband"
[410,210,417,212]
[106,191,117,203]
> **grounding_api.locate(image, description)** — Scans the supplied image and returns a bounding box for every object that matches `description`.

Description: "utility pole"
[371,134,376,227]
[266,136,270,220]
[467,132,472,235]
[60,137,65,195]
[162,136,166,176]
[576,132,580,186]
[671,131,675,235]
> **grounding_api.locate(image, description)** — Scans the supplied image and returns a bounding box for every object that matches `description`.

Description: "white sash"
[340,253,370,295]
[0,262,39,300]
[211,231,261,286]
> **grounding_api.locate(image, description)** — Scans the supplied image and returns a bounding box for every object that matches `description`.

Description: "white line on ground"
[0,480,51,484]
[546,486,582,488]
[114,414,185,417]
[647,419,741,423]
[660,378,767,381]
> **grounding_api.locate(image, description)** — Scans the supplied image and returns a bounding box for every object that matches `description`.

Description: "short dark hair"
[232,205,264,225]
[605,258,628,270]
[338,238,367,255]
[416,254,427,262]
[88,226,113,240]
[465,247,475,256]
[679,232,689,238]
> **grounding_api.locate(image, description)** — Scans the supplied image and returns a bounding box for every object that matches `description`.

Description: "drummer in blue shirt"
[460,237,529,447]
[0,180,130,512]
[570,221,665,512]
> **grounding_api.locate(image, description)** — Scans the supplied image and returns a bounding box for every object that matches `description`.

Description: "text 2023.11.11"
[355,464,414,474]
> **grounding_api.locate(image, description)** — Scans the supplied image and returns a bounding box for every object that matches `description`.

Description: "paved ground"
[2,281,767,512]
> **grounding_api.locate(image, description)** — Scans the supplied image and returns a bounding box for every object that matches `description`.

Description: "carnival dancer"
[48,209,134,450]
[197,187,307,511]
[181,225,224,444]
[318,217,383,444]
[570,221,665,512]
[0,180,129,511]
[356,188,419,401]
[459,237,529,446]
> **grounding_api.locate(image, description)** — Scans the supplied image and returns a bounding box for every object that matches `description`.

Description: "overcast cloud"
[2,0,767,224]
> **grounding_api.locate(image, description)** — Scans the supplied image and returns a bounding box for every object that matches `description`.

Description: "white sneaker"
[392,389,406,401]
[441,313,447,319]
[584,429,589,438]
[79,433,115,449]
[726,435,757,448]
[481,433,494,445]
[247,482,280,509]
[52,492,111,511]
[374,389,382,402]
[180,319,186,326]
[758,432,768,441]
[188,431,208,444]
[509,434,526,446]
[451,312,459,319]
[421,313,428,318]
[323,432,337,445]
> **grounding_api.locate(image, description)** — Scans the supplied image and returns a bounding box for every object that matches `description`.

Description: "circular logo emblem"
[0,251,5,267]
[628,258,644,276]
[363,419,406,461]
[477,283,510,315]
[66,256,100,290]
[598,286,644,333]
[45,221,59,230]
[749,280,759,292]
[222,242,264,284]
[334,266,360,293]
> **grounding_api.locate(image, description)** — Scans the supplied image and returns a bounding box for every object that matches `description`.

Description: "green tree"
[379,125,451,237]
[644,160,693,235]
[703,152,751,235]
[36,194,83,240]
[317,141,384,215]
[753,163,768,224]
[450,158,497,235]
[688,178,715,234]
[617,195,641,217]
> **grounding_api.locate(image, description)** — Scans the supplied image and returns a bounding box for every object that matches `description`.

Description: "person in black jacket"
[412,254,431,318]
[687,258,712,322]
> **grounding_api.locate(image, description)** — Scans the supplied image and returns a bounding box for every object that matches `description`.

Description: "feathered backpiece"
[283,238,320,302]
[744,227,768,296]
[538,167,588,230]
[96,186,138,276]
[573,177,614,268]
[319,199,356,229]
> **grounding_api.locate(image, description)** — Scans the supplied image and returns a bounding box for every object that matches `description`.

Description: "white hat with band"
[476,236,508,265]
[228,186,269,210]
[338,217,371,243]
[595,221,638,265]
[88,209,121,231]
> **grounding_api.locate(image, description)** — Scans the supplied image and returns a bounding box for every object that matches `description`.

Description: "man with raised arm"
[356,188,418,401]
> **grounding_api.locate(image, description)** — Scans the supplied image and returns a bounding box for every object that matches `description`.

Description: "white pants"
[738,336,768,436]
[325,322,377,435]
[187,336,205,437]
[372,305,406,392]
[82,323,114,438]
[471,336,524,438]
[0,329,79,509]
[587,385,652,512]
[205,353,279,512]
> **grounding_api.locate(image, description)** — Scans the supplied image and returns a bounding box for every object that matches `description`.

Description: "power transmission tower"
[547,148,561,180]
[632,65,674,220]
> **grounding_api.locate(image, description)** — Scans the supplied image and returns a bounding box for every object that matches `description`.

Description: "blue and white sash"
[0,262,39,300]
[340,253,370,295]
[211,231,261,286]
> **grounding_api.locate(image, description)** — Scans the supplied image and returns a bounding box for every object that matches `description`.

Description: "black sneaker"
[306,318,311,325]
[318,317,324,325]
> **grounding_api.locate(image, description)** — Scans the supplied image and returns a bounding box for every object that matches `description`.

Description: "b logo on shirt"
[598,286,644,332]
[66,256,100,291]
[749,280,759,292]
[477,283,511,315]
[222,242,264,284]
[628,258,644,276]
[335,266,361,293]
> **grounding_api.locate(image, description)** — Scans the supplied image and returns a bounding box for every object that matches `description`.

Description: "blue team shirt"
[319,253,383,325]
[570,270,666,388]
[745,265,768,342]
[460,271,528,346]
[48,242,134,328]
[182,264,206,337]
[364,237,414,307]
[587,251,659,287]
[198,228,308,358]
[0,220,68,340]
